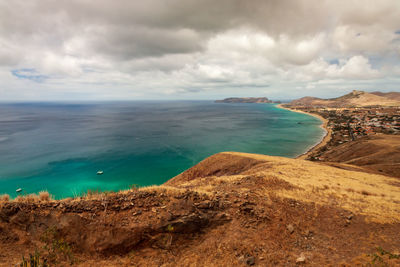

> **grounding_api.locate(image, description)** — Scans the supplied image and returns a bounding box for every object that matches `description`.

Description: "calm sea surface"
[0,101,324,199]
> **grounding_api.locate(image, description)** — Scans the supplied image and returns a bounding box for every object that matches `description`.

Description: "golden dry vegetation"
[168,152,400,223]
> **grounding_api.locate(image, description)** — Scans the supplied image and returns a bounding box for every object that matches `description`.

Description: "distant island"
[215,97,281,104]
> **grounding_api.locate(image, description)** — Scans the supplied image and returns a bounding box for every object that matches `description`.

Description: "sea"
[0,101,325,199]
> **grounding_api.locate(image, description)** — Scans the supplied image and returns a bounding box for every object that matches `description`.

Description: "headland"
[216,97,281,104]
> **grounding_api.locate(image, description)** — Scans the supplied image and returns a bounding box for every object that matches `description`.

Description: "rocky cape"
[215,97,281,104]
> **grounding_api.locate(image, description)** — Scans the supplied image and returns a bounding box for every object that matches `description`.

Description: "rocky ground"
[1,152,400,266]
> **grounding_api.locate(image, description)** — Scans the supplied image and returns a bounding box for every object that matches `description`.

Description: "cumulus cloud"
[301,56,381,81]
[0,0,399,100]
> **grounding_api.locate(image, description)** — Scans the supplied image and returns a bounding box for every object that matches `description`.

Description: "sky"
[0,0,400,101]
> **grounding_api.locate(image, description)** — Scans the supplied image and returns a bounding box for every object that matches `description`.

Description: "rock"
[0,205,20,218]
[164,213,209,233]
[296,253,306,264]
[245,256,255,266]
[347,215,353,220]
[89,227,144,254]
[304,229,313,237]
[0,226,19,242]
[194,201,211,209]
[240,206,254,213]
[287,224,295,234]
[214,212,232,224]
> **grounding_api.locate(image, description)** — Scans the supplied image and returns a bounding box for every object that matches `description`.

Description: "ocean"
[0,101,324,199]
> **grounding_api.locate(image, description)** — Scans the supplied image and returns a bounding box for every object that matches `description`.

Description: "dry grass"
[14,195,36,203]
[0,194,10,203]
[139,185,190,196]
[39,191,52,202]
[173,152,400,223]
[66,185,189,202]
[229,152,400,223]
[6,191,52,203]
[24,194,39,203]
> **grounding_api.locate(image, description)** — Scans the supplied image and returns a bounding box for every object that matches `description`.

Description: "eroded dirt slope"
[1,152,400,266]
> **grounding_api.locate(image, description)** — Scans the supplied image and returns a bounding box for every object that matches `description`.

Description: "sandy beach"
[277,104,332,159]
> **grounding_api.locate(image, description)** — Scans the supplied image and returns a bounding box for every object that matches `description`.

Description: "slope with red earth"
[1,152,399,266]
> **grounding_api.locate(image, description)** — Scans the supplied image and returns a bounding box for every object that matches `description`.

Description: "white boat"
[97,170,104,175]
[16,188,22,193]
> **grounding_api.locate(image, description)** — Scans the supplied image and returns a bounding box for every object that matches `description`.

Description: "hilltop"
[288,90,400,108]
[1,152,399,266]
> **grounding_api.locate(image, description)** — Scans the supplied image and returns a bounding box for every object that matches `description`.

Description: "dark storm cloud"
[0,0,335,62]
[88,26,203,60]
[2,0,398,63]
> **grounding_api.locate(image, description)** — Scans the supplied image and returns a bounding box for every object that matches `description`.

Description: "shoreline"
[276,104,331,159]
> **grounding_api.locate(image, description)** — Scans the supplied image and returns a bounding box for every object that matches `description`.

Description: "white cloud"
[332,25,397,54]
[301,56,381,81]
[0,0,399,100]
[338,56,381,79]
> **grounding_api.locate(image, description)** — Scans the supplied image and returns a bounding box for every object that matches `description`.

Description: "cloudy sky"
[0,0,399,101]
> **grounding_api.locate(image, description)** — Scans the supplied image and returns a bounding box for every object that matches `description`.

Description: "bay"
[0,101,324,199]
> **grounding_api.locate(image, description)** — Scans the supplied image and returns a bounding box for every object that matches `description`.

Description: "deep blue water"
[0,101,324,199]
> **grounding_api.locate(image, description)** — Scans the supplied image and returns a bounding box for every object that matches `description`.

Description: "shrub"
[15,195,25,202]
[25,194,39,203]
[369,246,400,265]
[14,194,40,203]
[19,250,48,267]
[0,194,9,202]
[129,184,139,191]
[85,189,101,199]
[41,226,74,265]
[39,191,51,202]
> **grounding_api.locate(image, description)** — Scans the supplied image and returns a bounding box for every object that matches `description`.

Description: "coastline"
[276,104,331,159]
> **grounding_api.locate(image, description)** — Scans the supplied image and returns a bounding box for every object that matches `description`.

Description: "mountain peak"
[351,90,365,96]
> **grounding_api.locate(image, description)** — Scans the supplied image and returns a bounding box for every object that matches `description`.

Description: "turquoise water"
[0,101,324,199]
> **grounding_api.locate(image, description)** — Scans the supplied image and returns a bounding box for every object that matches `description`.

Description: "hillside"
[371,91,400,101]
[288,90,400,107]
[1,152,400,266]
[317,135,400,178]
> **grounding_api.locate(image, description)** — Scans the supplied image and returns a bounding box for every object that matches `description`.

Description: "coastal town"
[285,105,400,161]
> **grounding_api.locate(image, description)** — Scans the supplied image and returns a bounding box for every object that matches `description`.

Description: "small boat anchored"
[16,188,22,193]
[97,170,104,175]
